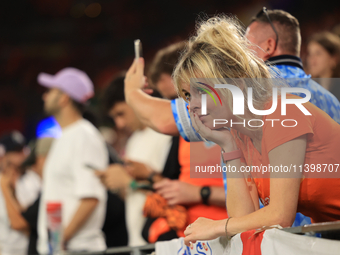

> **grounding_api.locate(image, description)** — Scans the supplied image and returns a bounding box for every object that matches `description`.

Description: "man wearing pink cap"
[36,68,108,253]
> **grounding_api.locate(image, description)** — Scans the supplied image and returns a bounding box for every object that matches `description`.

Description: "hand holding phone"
[124,40,153,99]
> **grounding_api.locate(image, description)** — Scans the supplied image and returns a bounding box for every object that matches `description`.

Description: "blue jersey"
[274,64,340,124]
[171,98,202,142]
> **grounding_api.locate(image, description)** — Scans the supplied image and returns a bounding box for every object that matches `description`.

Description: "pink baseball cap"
[38,67,94,104]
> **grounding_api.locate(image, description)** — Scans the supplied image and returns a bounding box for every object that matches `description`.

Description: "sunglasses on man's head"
[256,7,279,51]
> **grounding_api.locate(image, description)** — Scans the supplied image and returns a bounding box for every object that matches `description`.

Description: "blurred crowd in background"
[1,0,340,141]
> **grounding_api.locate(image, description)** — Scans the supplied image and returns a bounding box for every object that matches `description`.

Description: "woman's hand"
[124,58,153,103]
[184,217,226,246]
[190,111,237,152]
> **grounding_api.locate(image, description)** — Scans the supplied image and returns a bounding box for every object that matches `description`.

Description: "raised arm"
[126,89,179,136]
[124,58,179,136]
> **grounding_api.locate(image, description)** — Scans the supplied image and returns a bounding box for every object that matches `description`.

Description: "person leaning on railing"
[125,15,340,245]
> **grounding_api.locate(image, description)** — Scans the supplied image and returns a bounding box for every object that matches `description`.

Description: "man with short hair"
[148,41,186,100]
[37,68,108,253]
[246,8,340,123]
[99,75,172,246]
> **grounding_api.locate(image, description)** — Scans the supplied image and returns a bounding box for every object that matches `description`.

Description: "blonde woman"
[125,15,340,245]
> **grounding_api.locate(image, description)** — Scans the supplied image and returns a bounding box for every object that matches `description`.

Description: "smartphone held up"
[134,39,143,59]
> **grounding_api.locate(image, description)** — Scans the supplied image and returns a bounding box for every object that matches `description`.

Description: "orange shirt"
[178,137,228,224]
[232,95,340,223]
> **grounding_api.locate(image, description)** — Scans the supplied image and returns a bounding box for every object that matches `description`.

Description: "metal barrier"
[36,221,340,255]
[282,221,340,237]
[105,243,155,255]
[62,243,155,255]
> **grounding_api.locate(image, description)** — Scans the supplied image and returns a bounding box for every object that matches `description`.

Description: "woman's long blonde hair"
[173,15,278,120]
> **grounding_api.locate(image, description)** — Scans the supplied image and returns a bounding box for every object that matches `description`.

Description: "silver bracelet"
[225,217,232,240]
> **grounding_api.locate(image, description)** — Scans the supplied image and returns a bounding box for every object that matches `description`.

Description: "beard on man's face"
[44,96,61,116]
[44,104,60,116]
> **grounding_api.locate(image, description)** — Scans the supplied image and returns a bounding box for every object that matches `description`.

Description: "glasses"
[256,7,279,51]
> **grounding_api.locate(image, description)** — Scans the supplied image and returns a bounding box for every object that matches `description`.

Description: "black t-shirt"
[102,144,128,247]
[21,194,40,255]
[102,191,128,247]
[161,136,181,180]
